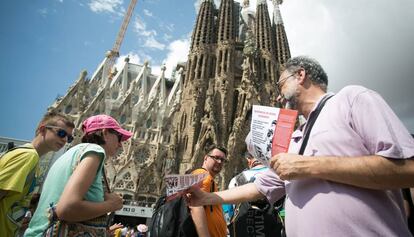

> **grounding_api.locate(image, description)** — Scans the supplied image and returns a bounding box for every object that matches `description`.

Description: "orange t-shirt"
[192,168,227,237]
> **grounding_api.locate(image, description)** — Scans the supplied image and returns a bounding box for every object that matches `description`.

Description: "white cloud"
[89,0,123,14]
[144,36,166,50]
[133,17,165,50]
[152,38,190,77]
[134,18,146,31]
[143,9,153,17]
[134,17,157,36]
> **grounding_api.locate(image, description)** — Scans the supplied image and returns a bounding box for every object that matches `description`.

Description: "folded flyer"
[164,172,208,200]
[249,105,298,167]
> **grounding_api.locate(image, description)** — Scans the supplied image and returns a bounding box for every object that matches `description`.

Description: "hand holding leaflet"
[164,173,208,200]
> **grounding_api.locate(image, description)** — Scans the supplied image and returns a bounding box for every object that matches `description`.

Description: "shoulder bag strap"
[298,94,334,155]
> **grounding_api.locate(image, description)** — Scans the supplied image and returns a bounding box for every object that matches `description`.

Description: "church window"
[123,172,131,180]
[123,194,133,200]
[210,56,216,77]
[148,197,156,204]
[146,118,152,128]
[197,55,204,78]
[65,104,72,114]
[224,49,228,72]
[115,180,125,188]
[136,149,149,163]
[126,181,134,190]
[120,114,127,124]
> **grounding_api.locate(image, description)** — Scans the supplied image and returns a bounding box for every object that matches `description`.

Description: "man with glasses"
[187,56,414,236]
[0,111,74,236]
[190,144,228,237]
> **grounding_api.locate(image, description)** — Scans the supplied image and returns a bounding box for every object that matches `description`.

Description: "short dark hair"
[206,144,228,157]
[81,128,120,145]
[284,56,328,92]
[81,130,106,145]
[36,111,75,135]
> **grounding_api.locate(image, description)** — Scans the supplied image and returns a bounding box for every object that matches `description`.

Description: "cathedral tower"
[48,0,292,202]
[170,0,291,187]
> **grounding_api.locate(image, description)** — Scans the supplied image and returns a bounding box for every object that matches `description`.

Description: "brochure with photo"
[249,105,298,167]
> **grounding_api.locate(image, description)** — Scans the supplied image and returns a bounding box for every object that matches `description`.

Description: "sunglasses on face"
[208,154,228,163]
[45,126,74,143]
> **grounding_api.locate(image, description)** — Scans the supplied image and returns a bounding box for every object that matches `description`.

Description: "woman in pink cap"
[25,115,133,237]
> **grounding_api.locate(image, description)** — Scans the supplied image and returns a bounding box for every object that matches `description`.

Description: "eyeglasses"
[45,126,74,143]
[208,154,228,163]
[276,72,296,95]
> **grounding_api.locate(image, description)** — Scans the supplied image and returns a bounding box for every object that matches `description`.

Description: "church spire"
[214,0,238,144]
[254,0,278,106]
[190,0,216,50]
[272,0,291,66]
[256,0,275,55]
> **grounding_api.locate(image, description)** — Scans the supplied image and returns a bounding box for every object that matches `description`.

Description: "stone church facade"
[48,0,290,207]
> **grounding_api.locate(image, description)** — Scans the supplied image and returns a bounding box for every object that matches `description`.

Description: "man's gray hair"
[284,56,328,91]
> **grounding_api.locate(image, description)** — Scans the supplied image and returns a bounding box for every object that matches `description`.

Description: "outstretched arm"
[270,153,414,189]
[56,154,123,221]
[187,183,264,207]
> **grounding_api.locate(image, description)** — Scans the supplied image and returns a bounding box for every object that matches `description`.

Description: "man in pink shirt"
[187,56,414,236]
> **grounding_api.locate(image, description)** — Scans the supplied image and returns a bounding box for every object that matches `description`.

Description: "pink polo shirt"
[255,85,414,237]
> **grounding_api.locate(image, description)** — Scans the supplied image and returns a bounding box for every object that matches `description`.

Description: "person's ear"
[38,125,47,136]
[297,68,306,85]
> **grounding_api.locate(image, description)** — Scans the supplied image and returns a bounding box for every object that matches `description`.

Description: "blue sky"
[0,0,197,140]
[1,0,414,141]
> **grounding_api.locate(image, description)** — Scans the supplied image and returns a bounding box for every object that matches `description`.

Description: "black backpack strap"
[298,94,334,155]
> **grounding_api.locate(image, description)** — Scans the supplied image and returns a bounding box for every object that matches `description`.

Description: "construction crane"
[102,0,138,84]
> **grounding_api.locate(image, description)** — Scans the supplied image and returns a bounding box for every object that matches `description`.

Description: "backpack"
[229,172,284,237]
[148,195,197,237]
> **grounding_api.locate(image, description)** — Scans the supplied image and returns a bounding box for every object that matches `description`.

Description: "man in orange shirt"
[191,144,228,237]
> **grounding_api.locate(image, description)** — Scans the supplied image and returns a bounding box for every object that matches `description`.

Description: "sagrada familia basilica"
[47,0,291,207]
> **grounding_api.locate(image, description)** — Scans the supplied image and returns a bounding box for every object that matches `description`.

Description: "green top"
[24,143,105,237]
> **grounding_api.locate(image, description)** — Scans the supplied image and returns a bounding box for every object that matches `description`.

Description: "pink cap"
[82,115,133,142]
